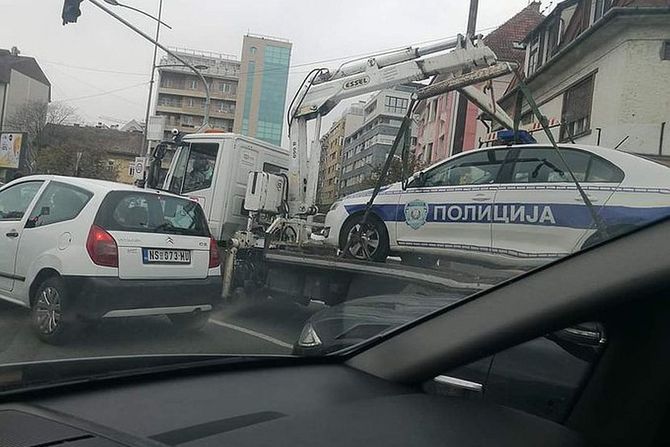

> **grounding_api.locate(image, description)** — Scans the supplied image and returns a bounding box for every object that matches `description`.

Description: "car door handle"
[434,375,483,393]
[472,196,490,202]
[5,230,19,238]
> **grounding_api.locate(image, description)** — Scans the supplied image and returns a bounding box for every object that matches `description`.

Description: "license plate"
[142,248,191,264]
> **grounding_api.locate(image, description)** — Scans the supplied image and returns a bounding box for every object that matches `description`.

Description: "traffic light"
[62,0,83,25]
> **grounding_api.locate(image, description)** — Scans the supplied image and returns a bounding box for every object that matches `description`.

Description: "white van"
[163,133,289,241]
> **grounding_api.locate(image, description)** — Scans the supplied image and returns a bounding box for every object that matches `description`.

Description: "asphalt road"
[0,298,324,364]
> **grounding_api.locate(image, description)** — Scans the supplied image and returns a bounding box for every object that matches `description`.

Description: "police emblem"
[404,200,428,230]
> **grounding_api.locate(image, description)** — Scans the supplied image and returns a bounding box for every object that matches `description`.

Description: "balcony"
[156,86,237,101]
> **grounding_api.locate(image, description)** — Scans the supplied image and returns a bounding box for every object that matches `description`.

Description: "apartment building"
[339,84,419,197]
[499,0,670,155]
[316,102,365,208]
[234,34,292,146]
[155,48,241,139]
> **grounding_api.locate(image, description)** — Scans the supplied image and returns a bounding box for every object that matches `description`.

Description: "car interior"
[1,217,669,447]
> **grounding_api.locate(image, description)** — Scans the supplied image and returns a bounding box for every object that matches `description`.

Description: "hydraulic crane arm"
[287,35,510,216]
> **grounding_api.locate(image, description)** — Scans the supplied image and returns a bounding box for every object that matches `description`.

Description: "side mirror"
[25,206,49,229]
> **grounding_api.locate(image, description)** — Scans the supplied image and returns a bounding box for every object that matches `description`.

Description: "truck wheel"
[340,215,390,262]
[169,311,210,331]
[31,276,77,345]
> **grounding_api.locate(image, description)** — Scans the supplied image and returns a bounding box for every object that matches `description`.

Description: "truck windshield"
[168,143,219,194]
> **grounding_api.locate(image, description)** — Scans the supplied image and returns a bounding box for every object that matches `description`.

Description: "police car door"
[396,149,508,256]
[492,147,617,259]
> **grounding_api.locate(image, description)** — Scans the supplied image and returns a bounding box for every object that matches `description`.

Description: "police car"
[324,144,670,263]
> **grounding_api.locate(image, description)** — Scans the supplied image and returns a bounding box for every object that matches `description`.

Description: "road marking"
[209,319,293,349]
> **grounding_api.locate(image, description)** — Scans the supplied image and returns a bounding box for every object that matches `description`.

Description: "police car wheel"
[340,216,389,262]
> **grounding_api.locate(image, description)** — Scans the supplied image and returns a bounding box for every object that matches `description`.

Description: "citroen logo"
[166,236,174,245]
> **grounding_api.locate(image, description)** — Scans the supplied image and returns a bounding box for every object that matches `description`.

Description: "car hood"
[299,292,471,354]
[342,182,402,201]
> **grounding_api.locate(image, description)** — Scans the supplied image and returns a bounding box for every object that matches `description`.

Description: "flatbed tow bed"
[229,247,521,306]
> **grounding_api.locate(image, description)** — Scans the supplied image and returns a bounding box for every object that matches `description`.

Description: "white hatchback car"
[0,175,222,343]
[325,144,670,264]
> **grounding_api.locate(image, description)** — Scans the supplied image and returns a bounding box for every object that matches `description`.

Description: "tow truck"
[148,34,532,304]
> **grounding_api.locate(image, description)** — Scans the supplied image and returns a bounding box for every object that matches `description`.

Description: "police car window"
[27,182,92,228]
[512,148,589,183]
[182,143,218,194]
[422,150,507,187]
[587,156,624,182]
[0,181,43,221]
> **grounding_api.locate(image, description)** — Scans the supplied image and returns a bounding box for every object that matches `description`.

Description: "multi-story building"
[316,102,365,208]
[414,2,545,164]
[0,47,51,132]
[234,34,292,146]
[339,84,420,197]
[499,0,670,156]
[155,48,241,139]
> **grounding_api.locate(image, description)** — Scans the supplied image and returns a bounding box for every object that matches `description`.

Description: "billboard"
[0,132,24,169]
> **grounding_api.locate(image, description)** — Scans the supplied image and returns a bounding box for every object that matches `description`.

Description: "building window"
[365,100,377,115]
[385,96,409,114]
[189,79,198,90]
[593,0,613,23]
[425,143,433,163]
[250,46,257,55]
[561,74,595,142]
[219,82,232,93]
[187,98,195,108]
[662,41,670,60]
[527,35,541,75]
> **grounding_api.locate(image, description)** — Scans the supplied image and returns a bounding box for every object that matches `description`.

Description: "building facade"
[155,48,241,139]
[316,102,365,207]
[339,84,419,197]
[500,0,670,156]
[414,2,545,164]
[0,47,51,131]
[233,34,292,146]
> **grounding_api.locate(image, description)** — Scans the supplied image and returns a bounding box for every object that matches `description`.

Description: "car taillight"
[86,225,119,267]
[209,237,221,268]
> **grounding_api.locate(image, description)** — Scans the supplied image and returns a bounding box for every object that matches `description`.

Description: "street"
[0,298,325,364]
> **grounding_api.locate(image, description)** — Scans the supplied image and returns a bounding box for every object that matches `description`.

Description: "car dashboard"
[0,364,585,447]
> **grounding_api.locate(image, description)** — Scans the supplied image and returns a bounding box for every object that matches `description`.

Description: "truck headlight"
[298,323,322,348]
[330,201,342,212]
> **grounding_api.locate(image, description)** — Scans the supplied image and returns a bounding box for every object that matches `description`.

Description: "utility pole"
[143,0,163,156]
[451,0,479,155]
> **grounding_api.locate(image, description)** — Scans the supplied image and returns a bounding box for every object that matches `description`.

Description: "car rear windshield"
[95,191,210,237]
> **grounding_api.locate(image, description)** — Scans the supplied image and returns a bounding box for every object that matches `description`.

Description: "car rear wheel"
[31,277,76,345]
[340,215,390,262]
[168,311,210,331]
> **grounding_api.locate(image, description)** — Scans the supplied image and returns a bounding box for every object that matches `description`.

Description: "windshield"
[1,0,669,400]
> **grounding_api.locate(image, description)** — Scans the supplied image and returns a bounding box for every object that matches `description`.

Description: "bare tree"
[4,101,78,172]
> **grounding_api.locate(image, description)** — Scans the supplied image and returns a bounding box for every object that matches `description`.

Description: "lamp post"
[83,0,212,130]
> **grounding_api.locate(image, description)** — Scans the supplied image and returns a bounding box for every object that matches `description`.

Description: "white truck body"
[163,133,289,241]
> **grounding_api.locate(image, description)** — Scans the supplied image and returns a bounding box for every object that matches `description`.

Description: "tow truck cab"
[162,132,289,241]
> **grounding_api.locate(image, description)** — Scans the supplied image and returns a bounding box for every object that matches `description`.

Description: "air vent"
[0,410,124,447]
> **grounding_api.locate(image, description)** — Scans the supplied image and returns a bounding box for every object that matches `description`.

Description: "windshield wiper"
[153,222,191,235]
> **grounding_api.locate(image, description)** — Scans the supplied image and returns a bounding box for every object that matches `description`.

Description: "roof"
[5,174,184,197]
[0,50,50,86]
[42,124,144,156]
[483,2,545,65]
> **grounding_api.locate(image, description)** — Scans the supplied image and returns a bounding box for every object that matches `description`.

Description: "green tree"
[35,146,118,182]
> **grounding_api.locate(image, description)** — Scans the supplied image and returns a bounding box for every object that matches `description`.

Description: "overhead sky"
[1,0,534,130]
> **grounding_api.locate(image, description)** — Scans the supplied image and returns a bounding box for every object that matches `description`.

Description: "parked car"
[325,144,670,263]
[294,293,605,422]
[0,175,222,343]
